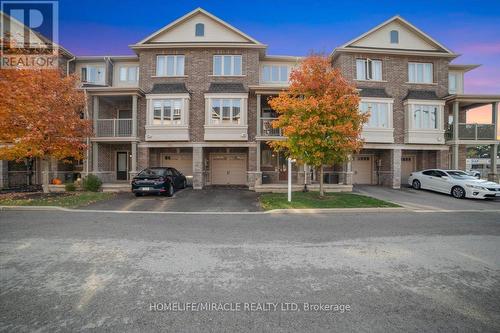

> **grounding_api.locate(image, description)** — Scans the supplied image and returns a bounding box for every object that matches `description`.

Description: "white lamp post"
[287,158,296,202]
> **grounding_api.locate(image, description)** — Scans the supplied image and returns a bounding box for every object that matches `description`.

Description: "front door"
[116,152,128,181]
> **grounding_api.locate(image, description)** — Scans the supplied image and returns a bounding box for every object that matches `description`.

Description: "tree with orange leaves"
[0,69,91,192]
[268,55,368,197]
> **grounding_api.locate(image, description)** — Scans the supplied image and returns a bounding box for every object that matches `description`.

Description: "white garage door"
[352,155,373,184]
[211,154,247,185]
[161,154,193,177]
[401,156,416,184]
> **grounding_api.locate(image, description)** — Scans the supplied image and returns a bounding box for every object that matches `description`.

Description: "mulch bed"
[0,191,74,200]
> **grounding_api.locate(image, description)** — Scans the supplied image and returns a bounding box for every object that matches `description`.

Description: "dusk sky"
[58,0,499,125]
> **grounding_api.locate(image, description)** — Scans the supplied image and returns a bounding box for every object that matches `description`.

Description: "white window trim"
[204,93,248,127]
[81,64,105,84]
[260,63,291,84]
[408,62,434,84]
[156,55,185,77]
[404,99,445,131]
[212,55,243,76]
[145,94,190,127]
[359,98,394,129]
[118,65,139,83]
[356,58,383,81]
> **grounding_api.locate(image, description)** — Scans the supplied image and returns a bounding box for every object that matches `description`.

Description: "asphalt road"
[1,210,499,332]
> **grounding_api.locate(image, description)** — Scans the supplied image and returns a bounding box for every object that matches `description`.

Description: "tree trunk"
[42,158,49,193]
[319,165,324,197]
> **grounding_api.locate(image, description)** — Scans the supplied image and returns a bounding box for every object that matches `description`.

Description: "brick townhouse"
[1,8,499,191]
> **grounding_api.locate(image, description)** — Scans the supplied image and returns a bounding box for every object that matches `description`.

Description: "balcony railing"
[446,123,496,141]
[96,119,133,137]
[260,118,282,137]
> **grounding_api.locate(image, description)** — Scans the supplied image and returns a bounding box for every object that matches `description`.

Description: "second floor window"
[119,66,139,82]
[81,65,105,84]
[152,99,183,125]
[449,73,457,94]
[210,98,241,125]
[262,65,289,83]
[156,55,185,76]
[408,62,433,84]
[356,59,382,81]
[360,102,389,128]
[412,104,438,129]
[213,55,242,76]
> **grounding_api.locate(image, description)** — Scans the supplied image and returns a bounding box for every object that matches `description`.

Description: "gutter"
[66,56,76,76]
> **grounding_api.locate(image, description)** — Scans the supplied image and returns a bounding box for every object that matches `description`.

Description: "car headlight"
[465,184,486,190]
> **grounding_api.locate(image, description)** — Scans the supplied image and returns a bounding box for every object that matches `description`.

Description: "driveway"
[1,210,499,332]
[83,187,262,212]
[355,185,500,211]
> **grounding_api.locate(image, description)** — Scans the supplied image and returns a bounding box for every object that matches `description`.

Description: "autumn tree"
[268,55,368,197]
[0,68,91,192]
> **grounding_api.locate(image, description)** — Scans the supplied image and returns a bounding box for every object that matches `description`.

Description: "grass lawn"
[0,192,114,208]
[259,191,399,210]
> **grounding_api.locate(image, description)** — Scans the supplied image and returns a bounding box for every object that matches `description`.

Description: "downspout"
[66,56,75,76]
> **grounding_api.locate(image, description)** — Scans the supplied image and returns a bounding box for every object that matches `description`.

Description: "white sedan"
[408,169,500,199]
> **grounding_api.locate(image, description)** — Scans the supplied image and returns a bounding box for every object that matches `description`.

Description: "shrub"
[82,174,102,192]
[65,182,76,192]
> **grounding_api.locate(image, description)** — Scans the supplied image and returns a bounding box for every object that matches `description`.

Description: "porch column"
[452,101,460,169]
[130,142,138,178]
[256,94,261,137]
[93,96,99,135]
[344,155,353,185]
[391,149,402,189]
[192,146,204,190]
[255,143,262,186]
[132,95,138,138]
[0,160,8,189]
[92,142,98,173]
[248,145,258,190]
[489,144,498,182]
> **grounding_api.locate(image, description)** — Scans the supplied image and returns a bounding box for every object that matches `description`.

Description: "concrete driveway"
[355,185,500,211]
[83,187,262,212]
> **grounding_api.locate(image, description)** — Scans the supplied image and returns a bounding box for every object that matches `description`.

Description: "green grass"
[0,192,114,208]
[259,191,399,210]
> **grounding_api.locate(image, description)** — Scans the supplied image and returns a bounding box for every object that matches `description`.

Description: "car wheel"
[166,183,174,197]
[451,186,465,199]
[412,179,421,190]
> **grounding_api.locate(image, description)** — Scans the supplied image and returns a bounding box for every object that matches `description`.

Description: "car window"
[170,168,180,176]
[422,170,435,176]
[164,169,173,176]
[435,170,447,177]
[446,170,477,180]
[138,168,166,177]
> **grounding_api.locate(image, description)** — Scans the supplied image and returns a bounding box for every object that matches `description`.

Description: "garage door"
[161,154,193,177]
[352,156,373,184]
[211,154,247,185]
[401,156,416,184]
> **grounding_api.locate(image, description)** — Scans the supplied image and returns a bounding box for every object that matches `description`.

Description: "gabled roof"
[131,8,265,49]
[332,15,457,58]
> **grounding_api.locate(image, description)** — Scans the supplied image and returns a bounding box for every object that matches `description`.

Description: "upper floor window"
[210,98,241,125]
[356,58,382,81]
[81,65,105,84]
[390,30,399,44]
[408,62,433,84]
[412,104,438,129]
[213,55,242,76]
[262,64,289,83]
[195,23,204,36]
[156,55,185,76]
[152,99,183,126]
[449,73,457,94]
[119,66,139,83]
[360,101,389,128]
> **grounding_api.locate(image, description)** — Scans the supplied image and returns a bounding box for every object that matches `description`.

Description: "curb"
[0,205,407,214]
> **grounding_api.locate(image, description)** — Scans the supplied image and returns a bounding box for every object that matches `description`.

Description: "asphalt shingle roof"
[207,83,247,93]
[150,83,189,94]
[404,90,441,100]
[358,87,391,98]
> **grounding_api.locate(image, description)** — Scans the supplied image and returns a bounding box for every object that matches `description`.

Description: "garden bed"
[0,191,114,208]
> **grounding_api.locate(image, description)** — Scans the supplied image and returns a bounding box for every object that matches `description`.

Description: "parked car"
[131,167,187,197]
[408,169,500,199]
[466,170,481,179]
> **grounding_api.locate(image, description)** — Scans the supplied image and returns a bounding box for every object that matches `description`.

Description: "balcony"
[260,118,282,137]
[446,123,496,141]
[96,119,133,137]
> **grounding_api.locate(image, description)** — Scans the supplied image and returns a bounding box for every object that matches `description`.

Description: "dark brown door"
[116,152,128,180]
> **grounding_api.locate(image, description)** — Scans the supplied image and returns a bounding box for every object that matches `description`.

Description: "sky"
[56,0,499,124]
